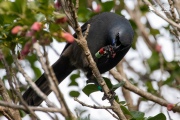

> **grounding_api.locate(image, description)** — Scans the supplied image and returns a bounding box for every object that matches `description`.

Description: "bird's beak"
[114,43,131,53]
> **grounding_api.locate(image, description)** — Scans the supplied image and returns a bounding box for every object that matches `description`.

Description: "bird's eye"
[115,33,121,46]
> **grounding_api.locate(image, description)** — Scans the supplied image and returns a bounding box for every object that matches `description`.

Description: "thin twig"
[74,97,119,120]
[109,69,180,112]
[12,52,56,107]
[50,44,60,56]
[74,98,113,109]
[84,24,90,39]
[12,73,38,118]
[142,0,180,29]
[33,43,75,119]
[0,50,21,120]
[41,45,75,119]
[116,61,136,111]
[0,50,17,102]
[33,43,60,104]
[0,78,17,120]
[168,0,178,23]
[0,101,64,113]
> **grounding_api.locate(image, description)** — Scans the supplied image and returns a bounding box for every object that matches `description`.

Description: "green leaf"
[139,5,149,14]
[162,76,174,85]
[69,90,80,97]
[77,0,93,22]
[111,81,125,91]
[35,13,46,22]
[121,106,145,120]
[150,29,160,35]
[69,73,80,86]
[101,1,114,12]
[0,47,13,68]
[146,81,157,94]
[103,77,113,89]
[0,15,4,24]
[53,12,66,19]
[119,101,127,105]
[130,111,145,120]
[13,0,27,14]
[19,110,26,117]
[49,22,61,32]
[129,20,138,30]
[120,105,132,116]
[147,51,160,71]
[0,1,13,12]
[114,95,120,103]
[78,7,92,22]
[82,84,99,96]
[147,113,166,120]
[176,85,180,89]
[82,77,115,96]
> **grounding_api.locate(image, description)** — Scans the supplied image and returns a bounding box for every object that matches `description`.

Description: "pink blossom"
[21,42,32,56]
[155,44,162,52]
[11,26,23,34]
[61,32,74,43]
[167,104,174,111]
[93,4,101,13]
[31,22,42,31]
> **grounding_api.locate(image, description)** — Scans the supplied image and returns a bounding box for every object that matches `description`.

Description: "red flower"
[155,44,162,52]
[11,26,23,34]
[31,22,42,31]
[93,4,101,13]
[21,41,32,56]
[61,32,74,43]
[167,104,174,111]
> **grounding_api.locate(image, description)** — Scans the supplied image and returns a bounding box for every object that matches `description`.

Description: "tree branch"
[59,0,127,119]
[142,0,180,29]
[12,52,56,108]
[110,69,180,112]
[33,43,76,119]
[0,101,64,113]
[0,50,21,120]
[74,98,114,109]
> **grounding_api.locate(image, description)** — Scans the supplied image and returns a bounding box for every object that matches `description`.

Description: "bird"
[22,12,134,106]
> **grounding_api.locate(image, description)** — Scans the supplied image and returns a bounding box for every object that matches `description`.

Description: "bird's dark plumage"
[22,12,134,106]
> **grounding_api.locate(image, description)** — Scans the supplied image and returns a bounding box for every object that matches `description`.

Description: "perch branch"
[110,69,180,112]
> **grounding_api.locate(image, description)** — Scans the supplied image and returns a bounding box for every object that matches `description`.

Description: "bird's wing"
[61,14,99,54]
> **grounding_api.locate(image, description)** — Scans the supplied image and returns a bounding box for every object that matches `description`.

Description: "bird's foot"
[102,89,116,102]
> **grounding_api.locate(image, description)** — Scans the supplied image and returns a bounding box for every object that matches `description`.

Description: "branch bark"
[59,0,127,119]
[33,43,76,119]
[110,69,180,112]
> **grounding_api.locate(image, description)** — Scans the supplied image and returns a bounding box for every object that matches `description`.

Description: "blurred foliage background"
[0,0,180,120]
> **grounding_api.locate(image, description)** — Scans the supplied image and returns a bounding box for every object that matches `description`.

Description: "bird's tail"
[22,55,75,106]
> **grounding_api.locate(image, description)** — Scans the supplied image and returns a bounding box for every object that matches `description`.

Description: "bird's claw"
[102,89,116,102]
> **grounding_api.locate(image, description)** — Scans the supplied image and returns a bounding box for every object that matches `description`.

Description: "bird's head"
[111,29,134,51]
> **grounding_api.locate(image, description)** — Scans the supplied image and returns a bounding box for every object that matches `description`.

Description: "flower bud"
[31,22,42,31]
[11,26,23,34]
[61,32,74,43]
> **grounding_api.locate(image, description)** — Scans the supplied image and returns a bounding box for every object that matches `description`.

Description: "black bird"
[22,12,134,106]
